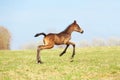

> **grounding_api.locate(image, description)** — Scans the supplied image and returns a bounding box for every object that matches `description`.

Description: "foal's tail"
[34,32,46,37]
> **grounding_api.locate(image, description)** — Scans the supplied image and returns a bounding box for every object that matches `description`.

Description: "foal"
[34,20,84,63]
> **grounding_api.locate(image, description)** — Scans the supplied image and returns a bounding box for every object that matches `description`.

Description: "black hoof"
[59,54,62,57]
[59,53,63,57]
[70,60,74,62]
[37,60,43,64]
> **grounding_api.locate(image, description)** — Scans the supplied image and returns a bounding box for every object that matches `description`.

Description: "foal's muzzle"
[80,30,84,34]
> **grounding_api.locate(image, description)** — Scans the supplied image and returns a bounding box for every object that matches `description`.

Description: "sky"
[0,0,120,49]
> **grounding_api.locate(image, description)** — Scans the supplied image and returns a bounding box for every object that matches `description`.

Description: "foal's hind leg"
[37,45,54,63]
[37,47,42,63]
[59,44,69,56]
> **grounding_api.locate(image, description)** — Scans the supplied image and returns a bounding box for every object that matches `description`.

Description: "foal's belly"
[55,41,64,45]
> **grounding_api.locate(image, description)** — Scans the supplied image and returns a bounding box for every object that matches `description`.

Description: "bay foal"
[34,20,84,63]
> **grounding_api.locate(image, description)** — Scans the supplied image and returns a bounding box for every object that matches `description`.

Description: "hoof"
[59,53,63,57]
[59,54,62,57]
[70,60,74,62]
[37,60,43,64]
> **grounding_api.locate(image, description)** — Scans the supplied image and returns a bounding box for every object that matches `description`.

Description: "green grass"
[0,46,120,80]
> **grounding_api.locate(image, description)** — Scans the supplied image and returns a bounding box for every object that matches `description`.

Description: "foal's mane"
[60,23,73,34]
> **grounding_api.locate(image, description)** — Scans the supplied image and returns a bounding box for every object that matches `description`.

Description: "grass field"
[0,46,120,80]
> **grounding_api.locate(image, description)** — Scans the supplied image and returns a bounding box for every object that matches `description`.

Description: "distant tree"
[107,37,120,46]
[0,26,11,50]
[92,38,106,47]
[20,41,43,50]
[79,40,90,47]
[57,45,65,48]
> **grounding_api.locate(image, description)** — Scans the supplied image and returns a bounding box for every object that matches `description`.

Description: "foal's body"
[35,20,84,63]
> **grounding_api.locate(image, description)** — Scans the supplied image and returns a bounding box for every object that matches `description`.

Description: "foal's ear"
[73,20,77,24]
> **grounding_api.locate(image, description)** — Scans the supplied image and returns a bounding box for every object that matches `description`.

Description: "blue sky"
[0,0,120,49]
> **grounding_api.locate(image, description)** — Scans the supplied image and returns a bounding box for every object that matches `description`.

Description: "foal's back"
[43,32,71,45]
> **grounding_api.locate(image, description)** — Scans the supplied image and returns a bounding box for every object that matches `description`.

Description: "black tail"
[34,32,46,37]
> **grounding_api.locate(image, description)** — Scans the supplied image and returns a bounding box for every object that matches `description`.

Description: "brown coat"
[34,20,84,63]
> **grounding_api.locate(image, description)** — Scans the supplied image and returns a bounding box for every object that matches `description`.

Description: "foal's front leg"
[59,44,69,56]
[59,42,75,59]
[67,42,75,59]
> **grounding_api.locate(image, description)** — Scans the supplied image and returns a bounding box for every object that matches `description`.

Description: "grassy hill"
[0,46,120,80]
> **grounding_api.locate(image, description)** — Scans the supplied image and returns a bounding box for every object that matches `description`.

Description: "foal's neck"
[59,25,73,35]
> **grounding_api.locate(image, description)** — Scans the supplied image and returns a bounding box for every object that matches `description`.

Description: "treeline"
[78,37,120,47]
[21,37,120,50]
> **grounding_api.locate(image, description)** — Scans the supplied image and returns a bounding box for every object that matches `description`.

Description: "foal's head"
[71,20,84,34]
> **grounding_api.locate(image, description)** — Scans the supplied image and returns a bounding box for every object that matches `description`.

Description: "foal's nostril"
[81,30,84,34]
